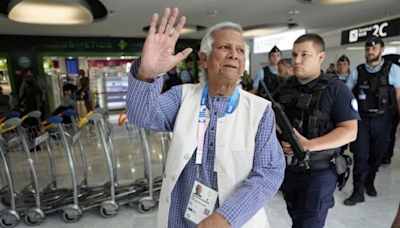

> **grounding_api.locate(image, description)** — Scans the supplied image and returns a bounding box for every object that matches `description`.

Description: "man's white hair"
[198,22,250,83]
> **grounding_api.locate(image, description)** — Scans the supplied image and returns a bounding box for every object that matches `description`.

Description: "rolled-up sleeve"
[252,70,264,89]
[126,58,183,132]
[215,105,285,228]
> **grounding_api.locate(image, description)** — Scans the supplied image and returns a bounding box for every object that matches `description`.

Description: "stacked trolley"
[0,108,170,227]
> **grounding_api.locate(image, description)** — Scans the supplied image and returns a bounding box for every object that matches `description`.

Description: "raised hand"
[138,7,193,81]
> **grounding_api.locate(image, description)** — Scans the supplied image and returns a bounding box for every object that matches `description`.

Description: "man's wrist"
[137,67,156,83]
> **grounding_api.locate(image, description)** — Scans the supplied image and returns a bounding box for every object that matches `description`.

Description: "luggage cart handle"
[0,117,22,133]
[40,116,64,132]
[78,111,95,128]
[118,109,128,126]
[0,111,21,124]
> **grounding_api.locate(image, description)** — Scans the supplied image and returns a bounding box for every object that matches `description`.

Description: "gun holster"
[330,154,353,191]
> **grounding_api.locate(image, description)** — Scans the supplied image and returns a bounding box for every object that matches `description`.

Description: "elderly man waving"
[126,8,285,228]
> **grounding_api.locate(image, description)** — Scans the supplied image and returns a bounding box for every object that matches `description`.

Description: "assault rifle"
[259,81,310,169]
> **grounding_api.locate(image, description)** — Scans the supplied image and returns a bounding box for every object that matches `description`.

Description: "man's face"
[196,185,202,194]
[337,61,349,74]
[186,61,194,70]
[292,41,325,80]
[277,63,293,78]
[202,29,246,84]
[269,52,282,66]
[365,44,384,63]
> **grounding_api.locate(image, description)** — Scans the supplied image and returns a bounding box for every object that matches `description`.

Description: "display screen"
[66,59,79,75]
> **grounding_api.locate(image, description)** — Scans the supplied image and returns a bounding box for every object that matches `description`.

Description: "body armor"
[352,61,396,116]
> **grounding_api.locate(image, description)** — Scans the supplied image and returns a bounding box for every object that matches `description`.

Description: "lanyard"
[195,83,239,178]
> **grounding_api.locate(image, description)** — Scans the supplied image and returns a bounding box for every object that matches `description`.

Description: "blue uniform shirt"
[346,60,400,90]
[252,66,278,89]
[180,69,193,83]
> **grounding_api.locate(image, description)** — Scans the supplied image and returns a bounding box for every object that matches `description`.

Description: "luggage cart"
[0,117,46,226]
[0,128,20,228]
[78,111,147,216]
[118,109,167,213]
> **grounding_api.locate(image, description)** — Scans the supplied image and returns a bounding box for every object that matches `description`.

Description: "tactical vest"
[352,61,396,116]
[257,67,279,95]
[276,74,338,140]
[165,71,182,91]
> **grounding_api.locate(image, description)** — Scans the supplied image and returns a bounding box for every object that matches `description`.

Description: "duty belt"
[287,150,334,172]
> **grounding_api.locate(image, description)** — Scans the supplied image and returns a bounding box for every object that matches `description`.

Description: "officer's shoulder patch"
[351,98,358,112]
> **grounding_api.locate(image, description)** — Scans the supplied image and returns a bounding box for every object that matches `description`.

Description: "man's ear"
[200,52,208,69]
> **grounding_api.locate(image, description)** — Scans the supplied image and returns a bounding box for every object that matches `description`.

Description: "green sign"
[18,56,31,68]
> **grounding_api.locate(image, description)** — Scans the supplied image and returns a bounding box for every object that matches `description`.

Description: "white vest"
[157,83,271,228]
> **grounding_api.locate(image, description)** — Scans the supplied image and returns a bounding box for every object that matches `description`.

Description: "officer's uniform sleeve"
[179,70,192,82]
[330,81,361,125]
[252,70,264,88]
[345,69,358,91]
[388,64,400,88]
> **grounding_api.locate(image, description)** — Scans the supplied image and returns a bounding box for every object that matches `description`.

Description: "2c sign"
[372,22,389,37]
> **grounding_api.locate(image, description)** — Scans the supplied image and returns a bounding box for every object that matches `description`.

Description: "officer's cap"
[365,36,385,47]
[269,46,281,57]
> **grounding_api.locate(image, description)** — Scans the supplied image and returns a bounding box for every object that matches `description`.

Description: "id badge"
[184,181,218,224]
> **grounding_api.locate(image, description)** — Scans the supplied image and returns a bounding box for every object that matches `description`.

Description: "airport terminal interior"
[0,0,400,227]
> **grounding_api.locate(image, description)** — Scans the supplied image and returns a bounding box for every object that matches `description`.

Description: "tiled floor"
[1,113,399,227]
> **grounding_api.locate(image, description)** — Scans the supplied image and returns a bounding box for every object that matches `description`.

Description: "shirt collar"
[364,59,385,73]
[291,71,325,89]
[268,66,278,75]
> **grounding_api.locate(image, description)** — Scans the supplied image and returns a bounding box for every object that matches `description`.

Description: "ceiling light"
[345,47,365,50]
[106,57,110,61]
[4,0,107,25]
[143,24,206,35]
[311,0,367,5]
[389,41,400,45]
[242,23,297,38]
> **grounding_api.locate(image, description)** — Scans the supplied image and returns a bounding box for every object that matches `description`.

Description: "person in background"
[241,70,253,91]
[381,54,400,165]
[0,87,10,117]
[251,46,281,95]
[326,63,335,74]
[277,58,293,83]
[179,57,194,84]
[19,69,47,115]
[21,72,42,115]
[336,55,351,82]
[344,37,400,206]
[78,69,93,113]
[163,65,181,92]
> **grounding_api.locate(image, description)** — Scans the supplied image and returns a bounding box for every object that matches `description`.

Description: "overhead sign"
[341,17,400,45]
[253,29,306,54]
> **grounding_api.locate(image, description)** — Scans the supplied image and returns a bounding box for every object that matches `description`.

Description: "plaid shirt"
[127,58,285,228]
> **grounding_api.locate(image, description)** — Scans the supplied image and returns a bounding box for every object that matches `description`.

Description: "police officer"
[251,45,281,95]
[336,55,351,82]
[381,54,400,165]
[344,37,400,206]
[179,57,194,84]
[163,65,182,92]
[273,34,359,228]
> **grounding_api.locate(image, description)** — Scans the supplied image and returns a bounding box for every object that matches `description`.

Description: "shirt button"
[172,174,177,182]
[184,154,190,160]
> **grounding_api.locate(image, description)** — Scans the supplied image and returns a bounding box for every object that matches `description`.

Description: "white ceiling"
[0,0,399,39]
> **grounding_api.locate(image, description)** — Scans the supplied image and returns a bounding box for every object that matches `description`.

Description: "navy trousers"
[383,108,399,162]
[350,112,391,182]
[281,168,338,228]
